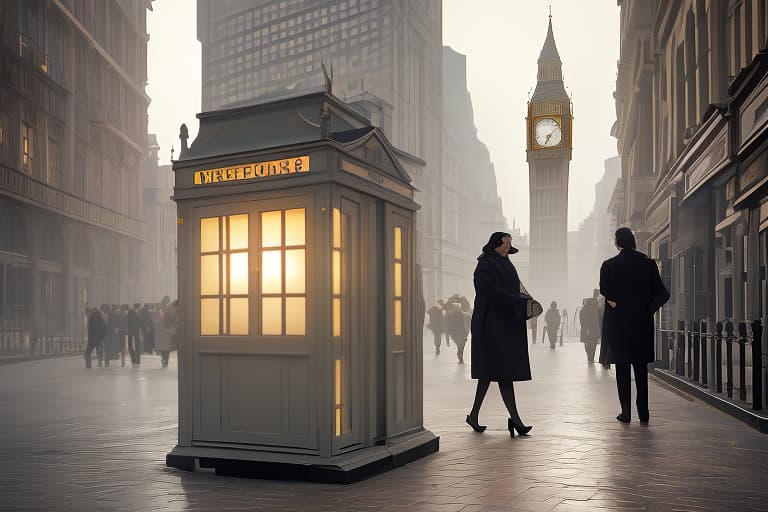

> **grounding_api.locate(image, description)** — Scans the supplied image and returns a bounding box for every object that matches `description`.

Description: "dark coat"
[600,249,670,364]
[127,308,142,335]
[470,251,531,382]
[87,311,108,345]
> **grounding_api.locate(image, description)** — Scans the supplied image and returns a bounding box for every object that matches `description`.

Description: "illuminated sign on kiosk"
[194,156,310,185]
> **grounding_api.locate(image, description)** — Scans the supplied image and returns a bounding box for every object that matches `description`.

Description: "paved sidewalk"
[1,341,768,511]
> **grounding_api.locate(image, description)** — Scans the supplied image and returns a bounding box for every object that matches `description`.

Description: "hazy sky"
[147,1,620,232]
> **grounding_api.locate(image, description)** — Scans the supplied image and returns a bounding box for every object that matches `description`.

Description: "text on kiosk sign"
[193,156,310,185]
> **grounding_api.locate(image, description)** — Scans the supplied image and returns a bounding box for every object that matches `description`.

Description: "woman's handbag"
[520,282,543,320]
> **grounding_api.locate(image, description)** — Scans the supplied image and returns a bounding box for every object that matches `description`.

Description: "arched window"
[40,222,63,263]
[0,211,28,256]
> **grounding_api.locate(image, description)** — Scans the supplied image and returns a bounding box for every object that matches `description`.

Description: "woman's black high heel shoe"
[508,418,532,437]
[466,415,487,433]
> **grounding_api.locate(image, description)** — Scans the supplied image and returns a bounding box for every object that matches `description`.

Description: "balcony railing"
[658,319,764,411]
[0,163,144,239]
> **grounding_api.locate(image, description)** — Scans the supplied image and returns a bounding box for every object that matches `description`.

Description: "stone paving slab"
[1,341,768,511]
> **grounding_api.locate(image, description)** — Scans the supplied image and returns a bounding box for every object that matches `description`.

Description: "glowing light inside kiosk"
[333,207,344,436]
[200,214,250,335]
[260,209,307,336]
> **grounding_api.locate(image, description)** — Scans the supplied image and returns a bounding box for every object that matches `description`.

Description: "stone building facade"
[140,134,176,304]
[0,1,150,346]
[614,0,768,406]
[440,46,507,300]
[196,0,447,302]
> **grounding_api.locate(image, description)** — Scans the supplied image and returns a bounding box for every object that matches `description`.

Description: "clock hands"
[545,133,552,144]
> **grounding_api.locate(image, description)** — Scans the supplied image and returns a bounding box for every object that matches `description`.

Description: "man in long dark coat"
[600,227,670,424]
[466,232,532,436]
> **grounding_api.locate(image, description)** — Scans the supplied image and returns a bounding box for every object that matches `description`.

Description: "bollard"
[701,320,708,387]
[726,321,734,398]
[693,320,700,382]
[751,319,763,411]
[716,321,723,393]
[738,322,748,402]
[676,320,686,376]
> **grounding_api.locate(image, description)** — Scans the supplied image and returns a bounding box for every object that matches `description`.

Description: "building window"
[200,214,250,336]
[21,123,33,174]
[46,139,61,187]
[261,208,306,335]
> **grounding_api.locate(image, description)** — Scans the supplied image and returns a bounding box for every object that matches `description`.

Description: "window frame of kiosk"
[331,190,364,453]
[386,206,413,436]
[193,194,313,351]
[191,194,318,449]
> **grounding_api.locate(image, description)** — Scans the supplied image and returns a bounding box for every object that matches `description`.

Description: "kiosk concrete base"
[167,429,439,484]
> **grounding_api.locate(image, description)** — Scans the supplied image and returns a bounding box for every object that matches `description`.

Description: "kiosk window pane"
[393,226,403,336]
[333,208,341,248]
[394,226,402,259]
[332,251,341,294]
[332,297,341,337]
[285,297,305,335]
[201,298,220,335]
[262,297,282,335]
[229,214,249,249]
[262,250,282,293]
[258,208,306,336]
[201,217,220,252]
[261,210,282,247]
[394,299,402,336]
[229,297,249,334]
[334,358,343,436]
[285,208,305,245]
[285,249,305,293]
[199,214,249,336]
[229,252,248,294]
[201,254,220,295]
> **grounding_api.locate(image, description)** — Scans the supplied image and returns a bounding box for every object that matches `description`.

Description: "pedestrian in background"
[426,299,445,355]
[466,232,532,437]
[156,299,178,368]
[84,306,108,369]
[127,303,142,366]
[579,290,600,363]
[544,301,561,348]
[140,304,155,355]
[444,301,468,363]
[600,227,669,424]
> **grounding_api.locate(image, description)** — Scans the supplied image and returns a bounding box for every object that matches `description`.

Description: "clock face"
[534,118,562,147]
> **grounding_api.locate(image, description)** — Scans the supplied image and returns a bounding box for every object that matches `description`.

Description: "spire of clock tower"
[532,15,567,102]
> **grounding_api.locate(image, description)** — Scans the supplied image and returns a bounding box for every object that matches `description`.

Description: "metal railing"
[658,319,763,411]
[0,319,86,357]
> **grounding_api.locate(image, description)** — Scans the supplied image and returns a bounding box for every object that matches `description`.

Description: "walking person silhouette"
[466,232,532,437]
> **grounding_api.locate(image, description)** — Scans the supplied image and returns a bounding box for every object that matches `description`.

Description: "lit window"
[200,214,249,336]
[261,208,306,335]
[332,207,344,435]
[393,226,403,336]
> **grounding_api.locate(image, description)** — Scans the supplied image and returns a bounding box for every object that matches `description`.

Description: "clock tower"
[526,15,573,305]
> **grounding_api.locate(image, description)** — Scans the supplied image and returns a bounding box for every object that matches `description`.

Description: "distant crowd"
[426,294,472,363]
[85,297,178,369]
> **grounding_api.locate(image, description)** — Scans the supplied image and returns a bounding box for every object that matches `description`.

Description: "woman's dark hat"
[482,231,519,255]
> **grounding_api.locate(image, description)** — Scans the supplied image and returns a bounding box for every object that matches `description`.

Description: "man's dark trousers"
[615,362,649,420]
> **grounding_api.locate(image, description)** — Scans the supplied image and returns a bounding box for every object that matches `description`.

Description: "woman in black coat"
[466,232,533,437]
